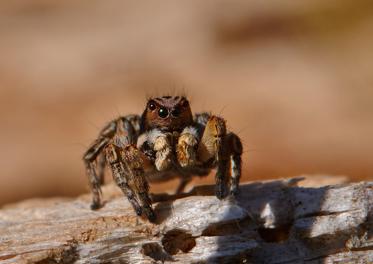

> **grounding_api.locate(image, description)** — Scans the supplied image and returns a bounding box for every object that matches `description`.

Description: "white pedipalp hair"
[181,126,199,137]
[136,129,165,148]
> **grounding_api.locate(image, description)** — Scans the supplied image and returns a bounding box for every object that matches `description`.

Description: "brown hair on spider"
[140,96,193,132]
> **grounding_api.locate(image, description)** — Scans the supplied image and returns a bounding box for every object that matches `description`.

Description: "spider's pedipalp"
[177,126,199,168]
[153,134,173,171]
[137,129,173,172]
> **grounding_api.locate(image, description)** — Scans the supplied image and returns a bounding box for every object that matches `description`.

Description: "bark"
[0,177,372,264]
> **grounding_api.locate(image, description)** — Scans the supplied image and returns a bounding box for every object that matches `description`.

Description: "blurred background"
[0,0,372,206]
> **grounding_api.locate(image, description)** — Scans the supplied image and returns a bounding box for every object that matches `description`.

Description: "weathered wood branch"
[0,178,372,263]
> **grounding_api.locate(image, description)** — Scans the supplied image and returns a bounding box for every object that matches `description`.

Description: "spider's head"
[141,96,193,132]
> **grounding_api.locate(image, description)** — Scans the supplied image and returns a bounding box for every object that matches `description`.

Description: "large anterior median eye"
[158,107,169,118]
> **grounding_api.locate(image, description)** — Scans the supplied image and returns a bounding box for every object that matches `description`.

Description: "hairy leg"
[96,153,107,185]
[105,144,142,215]
[83,135,113,209]
[83,116,140,210]
[198,116,230,199]
[225,133,243,195]
[119,145,155,221]
[106,143,155,222]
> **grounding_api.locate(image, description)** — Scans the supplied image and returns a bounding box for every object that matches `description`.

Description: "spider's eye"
[171,107,181,117]
[158,107,169,118]
[148,101,156,111]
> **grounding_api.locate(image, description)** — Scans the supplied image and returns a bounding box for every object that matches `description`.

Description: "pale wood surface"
[0,178,372,263]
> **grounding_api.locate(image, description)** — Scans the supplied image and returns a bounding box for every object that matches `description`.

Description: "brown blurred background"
[0,0,372,206]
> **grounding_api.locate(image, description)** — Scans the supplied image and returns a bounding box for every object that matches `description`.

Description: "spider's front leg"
[105,141,156,222]
[198,116,243,199]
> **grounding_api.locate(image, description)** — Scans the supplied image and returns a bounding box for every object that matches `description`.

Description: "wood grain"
[0,178,372,263]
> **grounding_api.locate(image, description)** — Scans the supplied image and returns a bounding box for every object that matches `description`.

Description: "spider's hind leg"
[83,137,111,210]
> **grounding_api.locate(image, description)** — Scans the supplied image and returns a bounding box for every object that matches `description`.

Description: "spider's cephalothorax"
[83,95,243,222]
[140,96,193,132]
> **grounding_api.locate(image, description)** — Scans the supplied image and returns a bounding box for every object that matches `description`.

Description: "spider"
[83,96,243,222]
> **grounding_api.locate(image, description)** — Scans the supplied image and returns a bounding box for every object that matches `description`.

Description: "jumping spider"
[83,96,242,222]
